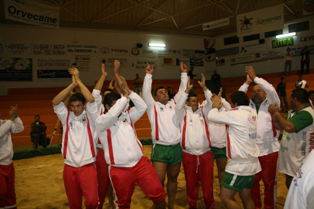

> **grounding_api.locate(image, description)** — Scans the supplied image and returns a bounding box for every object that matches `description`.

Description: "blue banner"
[216,47,239,57]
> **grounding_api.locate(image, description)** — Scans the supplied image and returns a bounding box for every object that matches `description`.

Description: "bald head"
[252,85,266,106]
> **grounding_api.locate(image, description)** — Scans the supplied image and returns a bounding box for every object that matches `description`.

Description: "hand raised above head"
[113,60,120,75]
[101,63,107,77]
[198,73,207,91]
[180,62,187,73]
[245,66,256,80]
[268,103,280,115]
[145,63,154,74]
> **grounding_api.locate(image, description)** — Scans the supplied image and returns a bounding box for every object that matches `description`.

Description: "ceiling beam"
[131,4,137,27]
[172,16,179,29]
[180,5,212,29]
[89,1,117,24]
[256,0,260,9]
[238,0,251,13]
[137,0,169,26]
[172,0,187,15]
[280,0,295,15]
[236,0,241,14]
[220,1,235,15]
[295,0,302,16]
[82,0,89,24]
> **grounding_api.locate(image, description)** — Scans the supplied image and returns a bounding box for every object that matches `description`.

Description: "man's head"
[308,90,314,103]
[136,73,139,78]
[102,88,114,97]
[186,93,199,112]
[290,88,309,111]
[287,47,290,52]
[252,85,266,105]
[281,77,285,83]
[154,86,169,104]
[103,92,121,113]
[304,45,308,50]
[69,93,86,116]
[35,115,40,121]
[190,67,194,71]
[167,87,171,91]
[214,70,217,74]
[299,74,303,80]
[230,91,250,108]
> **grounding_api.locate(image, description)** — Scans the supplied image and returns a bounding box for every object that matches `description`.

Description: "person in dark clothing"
[211,70,221,94]
[276,77,289,113]
[188,67,197,93]
[300,45,310,75]
[30,115,47,149]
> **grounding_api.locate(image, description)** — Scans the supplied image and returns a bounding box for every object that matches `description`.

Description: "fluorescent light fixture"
[276,32,296,39]
[149,43,166,47]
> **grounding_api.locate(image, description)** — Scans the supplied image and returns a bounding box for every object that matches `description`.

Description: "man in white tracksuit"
[208,91,261,209]
[0,105,24,209]
[96,69,166,209]
[284,150,314,209]
[268,88,314,189]
[239,66,280,209]
[52,68,99,209]
[142,62,188,209]
[175,74,216,209]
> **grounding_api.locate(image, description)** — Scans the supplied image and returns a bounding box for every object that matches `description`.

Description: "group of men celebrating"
[0,60,313,209]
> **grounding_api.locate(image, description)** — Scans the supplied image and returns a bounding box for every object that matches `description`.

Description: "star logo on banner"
[240,16,253,29]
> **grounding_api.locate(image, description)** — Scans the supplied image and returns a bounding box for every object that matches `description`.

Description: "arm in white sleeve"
[202,90,213,119]
[254,77,280,105]
[175,92,188,122]
[53,102,69,126]
[239,82,249,93]
[92,89,103,115]
[142,74,155,108]
[10,117,24,133]
[96,97,128,133]
[0,120,13,139]
[86,100,99,125]
[221,98,231,110]
[128,91,148,123]
[207,108,236,126]
[173,72,188,103]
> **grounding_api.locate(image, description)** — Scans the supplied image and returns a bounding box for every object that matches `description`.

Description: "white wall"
[213,16,314,78]
[0,25,216,95]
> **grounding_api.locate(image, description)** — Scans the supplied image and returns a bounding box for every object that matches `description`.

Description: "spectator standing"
[134,73,143,96]
[284,47,292,76]
[31,115,47,149]
[277,77,289,113]
[300,45,310,75]
[211,70,221,94]
[295,74,309,89]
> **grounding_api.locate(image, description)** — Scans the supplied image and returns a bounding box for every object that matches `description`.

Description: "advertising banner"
[230,54,255,65]
[182,49,205,58]
[157,49,181,56]
[37,58,71,78]
[32,44,66,55]
[203,18,229,31]
[67,45,98,56]
[190,58,204,66]
[0,43,31,55]
[0,57,32,81]
[4,0,60,29]
[236,4,284,36]
[216,47,239,57]
[272,37,294,48]
[102,57,128,68]
[255,49,284,61]
[303,0,314,15]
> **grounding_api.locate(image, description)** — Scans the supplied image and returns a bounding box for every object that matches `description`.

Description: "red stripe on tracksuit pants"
[0,163,16,209]
[63,163,99,209]
[251,152,278,209]
[182,151,215,209]
[96,149,110,209]
[109,156,166,208]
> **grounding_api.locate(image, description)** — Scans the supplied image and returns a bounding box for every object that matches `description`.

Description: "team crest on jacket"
[160,107,164,111]
[169,106,173,110]
[123,118,128,125]
[200,118,204,124]
[82,117,87,123]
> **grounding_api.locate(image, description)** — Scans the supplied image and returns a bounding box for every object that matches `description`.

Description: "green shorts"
[221,172,255,192]
[211,147,227,159]
[151,143,182,166]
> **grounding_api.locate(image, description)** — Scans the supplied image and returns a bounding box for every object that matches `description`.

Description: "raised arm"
[52,76,77,106]
[173,62,188,102]
[142,63,155,107]
[246,66,280,105]
[9,105,24,134]
[0,107,17,138]
[94,63,107,91]
[238,74,252,93]
[128,92,148,123]
[175,76,193,121]
[69,67,95,104]
[268,103,297,132]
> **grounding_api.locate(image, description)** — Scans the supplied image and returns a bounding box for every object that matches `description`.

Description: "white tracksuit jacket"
[142,73,188,146]
[208,106,261,176]
[54,102,98,168]
[239,77,280,156]
[0,117,24,165]
[175,91,212,156]
[200,96,231,148]
[95,92,147,167]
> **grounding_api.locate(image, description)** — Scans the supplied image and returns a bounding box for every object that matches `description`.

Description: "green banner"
[272,37,294,48]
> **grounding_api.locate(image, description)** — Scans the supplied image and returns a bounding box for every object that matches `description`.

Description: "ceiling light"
[276,32,296,39]
[149,43,166,47]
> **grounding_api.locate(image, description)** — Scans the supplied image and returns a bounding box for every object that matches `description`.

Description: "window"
[265,29,283,38]
[243,34,260,42]
[289,21,309,33]
[224,36,239,45]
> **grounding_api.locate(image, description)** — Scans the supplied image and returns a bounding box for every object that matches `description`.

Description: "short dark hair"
[69,93,86,105]
[103,92,121,112]
[102,88,114,95]
[154,86,165,96]
[187,93,198,101]
[291,88,308,103]
[230,91,250,106]
[308,90,314,97]
[35,115,40,119]
[281,77,285,81]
